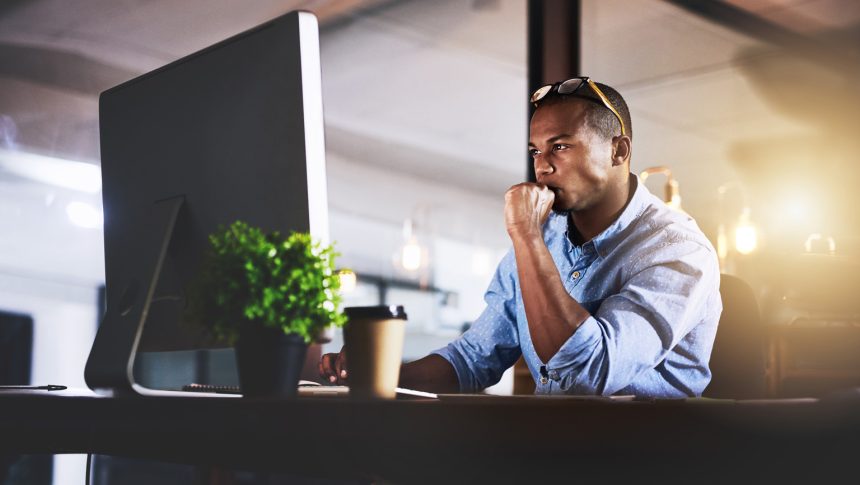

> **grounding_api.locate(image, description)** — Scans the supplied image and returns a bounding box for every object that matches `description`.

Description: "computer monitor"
[85,11,329,396]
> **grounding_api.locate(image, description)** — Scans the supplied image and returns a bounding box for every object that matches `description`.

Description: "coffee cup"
[343,305,407,399]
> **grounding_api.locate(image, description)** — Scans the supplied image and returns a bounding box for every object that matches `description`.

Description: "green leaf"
[182,220,347,345]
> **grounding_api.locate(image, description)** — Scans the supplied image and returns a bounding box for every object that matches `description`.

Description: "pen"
[0,385,67,391]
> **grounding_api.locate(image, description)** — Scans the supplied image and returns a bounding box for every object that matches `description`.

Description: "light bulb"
[734,208,757,255]
[337,269,357,293]
[401,239,422,271]
[735,226,757,255]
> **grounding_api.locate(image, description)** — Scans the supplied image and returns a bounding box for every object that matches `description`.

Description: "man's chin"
[552,199,576,213]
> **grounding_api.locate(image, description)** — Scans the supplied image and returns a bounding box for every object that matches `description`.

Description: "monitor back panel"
[99,12,324,351]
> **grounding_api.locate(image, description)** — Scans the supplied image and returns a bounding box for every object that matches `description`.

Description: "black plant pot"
[234,323,308,398]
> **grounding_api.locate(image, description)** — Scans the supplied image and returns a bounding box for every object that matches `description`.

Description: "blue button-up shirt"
[433,175,722,398]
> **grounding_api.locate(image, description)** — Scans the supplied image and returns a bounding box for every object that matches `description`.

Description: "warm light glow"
[337,269,357,293]
[401,238,423,271]
[395,217,429,274]
[734,209,758,255]
[717,224,728,261]
[66,201,103,229]
[735,226,757,255]
[782,195,812,223]
[639,166,682,211]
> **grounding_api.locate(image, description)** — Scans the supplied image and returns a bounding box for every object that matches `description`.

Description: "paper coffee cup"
[343,305,407,399]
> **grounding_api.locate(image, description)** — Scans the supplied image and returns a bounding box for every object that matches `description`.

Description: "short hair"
[535,81,633,140]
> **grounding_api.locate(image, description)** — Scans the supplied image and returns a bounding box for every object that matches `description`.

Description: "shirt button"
[572,271,581,279]
[539,376,548,385]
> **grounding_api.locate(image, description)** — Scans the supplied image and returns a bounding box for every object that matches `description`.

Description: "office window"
[320,0,526,369]
[581,0,860,397]
[581,0,860,272]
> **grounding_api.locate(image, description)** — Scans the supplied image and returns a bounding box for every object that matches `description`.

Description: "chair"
[703,274,765,399]
[760,255,860,397]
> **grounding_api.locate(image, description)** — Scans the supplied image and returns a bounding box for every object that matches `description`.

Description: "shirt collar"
[565,172,651,259]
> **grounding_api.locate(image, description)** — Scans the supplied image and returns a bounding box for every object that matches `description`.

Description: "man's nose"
[534,155,553,178]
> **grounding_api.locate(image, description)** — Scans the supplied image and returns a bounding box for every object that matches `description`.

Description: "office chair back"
[704,274,765,399]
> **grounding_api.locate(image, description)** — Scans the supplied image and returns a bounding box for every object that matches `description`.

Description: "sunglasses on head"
[530,77,627,137]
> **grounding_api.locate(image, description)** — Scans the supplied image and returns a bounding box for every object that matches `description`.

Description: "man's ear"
[611,135,631,166]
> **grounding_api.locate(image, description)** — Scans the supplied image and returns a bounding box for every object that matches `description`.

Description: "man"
[321,78,721,398]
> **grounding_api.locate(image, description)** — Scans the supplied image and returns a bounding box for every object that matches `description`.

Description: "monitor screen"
[87,11,328,393]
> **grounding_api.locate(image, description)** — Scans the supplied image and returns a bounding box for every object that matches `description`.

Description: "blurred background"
[2,0,860,482]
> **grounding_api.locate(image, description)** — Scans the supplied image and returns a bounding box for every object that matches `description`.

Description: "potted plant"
[185,221,347,397]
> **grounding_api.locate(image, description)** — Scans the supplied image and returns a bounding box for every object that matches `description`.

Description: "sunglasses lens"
[530,85,553,104]
[557,79,585,95]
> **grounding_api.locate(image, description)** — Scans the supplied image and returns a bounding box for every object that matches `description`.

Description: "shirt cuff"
[430,346,473,393]
[545,316,605,394]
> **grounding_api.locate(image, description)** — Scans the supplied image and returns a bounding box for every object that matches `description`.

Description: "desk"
[2,390,860,484]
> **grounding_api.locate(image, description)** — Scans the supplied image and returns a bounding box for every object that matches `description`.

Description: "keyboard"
[182,382,436,399]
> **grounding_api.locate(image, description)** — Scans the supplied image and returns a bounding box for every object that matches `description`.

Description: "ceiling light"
[401,237,423,271]
[395,217,429,274]
[734,208,758,255]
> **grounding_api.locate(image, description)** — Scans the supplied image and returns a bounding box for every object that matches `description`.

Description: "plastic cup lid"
[344,305,407,320]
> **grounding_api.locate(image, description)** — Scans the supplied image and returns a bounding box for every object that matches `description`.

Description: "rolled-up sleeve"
[546,238,718,395]
[432,251,522,392]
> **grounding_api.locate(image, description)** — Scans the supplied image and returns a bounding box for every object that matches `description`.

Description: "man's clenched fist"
[504,183,555,239]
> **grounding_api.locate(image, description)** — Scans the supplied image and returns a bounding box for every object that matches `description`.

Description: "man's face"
[528,100,618,213]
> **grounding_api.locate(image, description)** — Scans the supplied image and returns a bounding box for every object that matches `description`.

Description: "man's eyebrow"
[528,134,573,146]
[548,134,573,143]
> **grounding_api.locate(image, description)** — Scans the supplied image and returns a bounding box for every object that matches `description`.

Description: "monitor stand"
[84,196,202,397]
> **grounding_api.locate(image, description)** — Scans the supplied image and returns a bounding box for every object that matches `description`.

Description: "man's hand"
[320,349,460,393]
[505,183,555,239]
[319,347,348,384]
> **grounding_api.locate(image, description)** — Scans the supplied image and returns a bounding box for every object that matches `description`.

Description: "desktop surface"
[1,390,859,483]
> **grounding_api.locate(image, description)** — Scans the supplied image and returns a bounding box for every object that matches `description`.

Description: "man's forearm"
[398,354,460,394]
[512,233,590,362]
